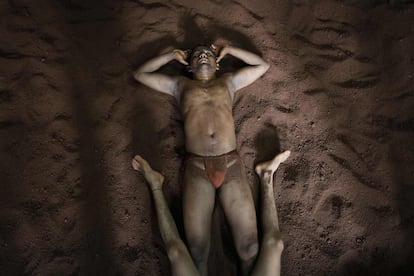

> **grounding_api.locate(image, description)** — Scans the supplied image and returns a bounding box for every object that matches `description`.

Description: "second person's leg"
[251,150,290,276]
[132,155,199,276]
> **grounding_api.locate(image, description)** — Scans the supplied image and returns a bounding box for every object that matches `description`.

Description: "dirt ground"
[1,0,414,275]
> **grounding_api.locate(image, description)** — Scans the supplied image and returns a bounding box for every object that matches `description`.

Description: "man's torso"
[178,77,236,156]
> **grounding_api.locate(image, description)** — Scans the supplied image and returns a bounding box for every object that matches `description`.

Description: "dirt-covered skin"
[0,1,413,275]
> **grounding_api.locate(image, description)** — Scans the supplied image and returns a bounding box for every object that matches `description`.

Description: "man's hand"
[173,49,189,65]
[216,45,229,63]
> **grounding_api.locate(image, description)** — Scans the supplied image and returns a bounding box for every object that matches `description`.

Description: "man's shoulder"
[176,75,192,87]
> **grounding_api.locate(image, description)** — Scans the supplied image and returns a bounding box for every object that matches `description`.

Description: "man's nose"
[199,53,207,58]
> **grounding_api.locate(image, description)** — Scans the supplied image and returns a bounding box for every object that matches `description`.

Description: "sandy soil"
[1,0,414,275]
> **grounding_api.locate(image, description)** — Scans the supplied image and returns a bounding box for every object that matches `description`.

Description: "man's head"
[188,45,219,80]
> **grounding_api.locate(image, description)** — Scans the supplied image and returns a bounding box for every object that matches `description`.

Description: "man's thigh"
[182,160,216,240]
[218,161,258,253]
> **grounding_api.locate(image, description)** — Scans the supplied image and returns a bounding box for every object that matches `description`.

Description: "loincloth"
[186,150,241,189]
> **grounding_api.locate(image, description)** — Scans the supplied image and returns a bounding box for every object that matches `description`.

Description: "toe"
[132,156,142,171]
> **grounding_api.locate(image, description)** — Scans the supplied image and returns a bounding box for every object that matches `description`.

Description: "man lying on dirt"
[134,44,269,275]
[131,151,290,276]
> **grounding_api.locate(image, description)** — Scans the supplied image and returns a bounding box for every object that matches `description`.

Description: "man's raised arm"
[217,46,270,94]
[133,50,188,97]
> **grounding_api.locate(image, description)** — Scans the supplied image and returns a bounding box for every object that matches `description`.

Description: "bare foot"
[132,155,164,190]
[255,150,291,179]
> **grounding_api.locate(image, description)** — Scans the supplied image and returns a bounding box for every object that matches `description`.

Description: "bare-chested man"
[131,150,290,276]
[134,44,269,275]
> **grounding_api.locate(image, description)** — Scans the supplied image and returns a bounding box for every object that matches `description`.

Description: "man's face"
[189,46,217,74]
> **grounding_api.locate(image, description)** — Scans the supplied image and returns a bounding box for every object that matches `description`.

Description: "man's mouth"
[198,58,208,64]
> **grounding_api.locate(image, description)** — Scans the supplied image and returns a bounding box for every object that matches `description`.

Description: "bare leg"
[218,161,258,275]
[183,161,216,276]
[132,155,199,276]
[251,150,291,276]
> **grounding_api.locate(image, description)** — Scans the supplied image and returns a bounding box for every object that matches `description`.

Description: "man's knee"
[166,241,187,262]
[237,236,259,261]
[262,235,284,256]
[187,237,210,262]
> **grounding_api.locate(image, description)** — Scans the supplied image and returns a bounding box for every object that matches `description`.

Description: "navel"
[209,132,215,138]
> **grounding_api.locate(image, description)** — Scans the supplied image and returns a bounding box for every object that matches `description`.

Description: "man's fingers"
[178,57,188,65]
[216,47,228,62]
[173,49,185,57]
[216,53,223,62]
[210,44,219,56]
[173,49,189,65]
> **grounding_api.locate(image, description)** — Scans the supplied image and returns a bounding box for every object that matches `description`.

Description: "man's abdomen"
[184,108,236,156]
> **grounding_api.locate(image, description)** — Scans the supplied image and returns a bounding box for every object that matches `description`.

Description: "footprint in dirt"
[314,193,352,222]
[253,122,281,163]
[282,156,310,190]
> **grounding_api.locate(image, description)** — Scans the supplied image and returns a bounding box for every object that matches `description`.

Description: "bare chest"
[179,81,232,112]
